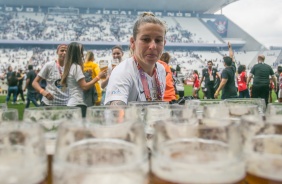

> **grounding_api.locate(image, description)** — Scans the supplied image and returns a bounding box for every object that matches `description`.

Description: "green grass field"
[0,86,277,121]
[183,85,277,102]
[0,95,37,120]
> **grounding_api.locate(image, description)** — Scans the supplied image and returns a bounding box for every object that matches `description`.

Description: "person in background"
[158,52,176,103]
[237,65,250,98]
[6,71,18,104]
[24,65,39,108]
[275,65,282,100]
[32,44,70,106]
[247,54,276,106]
[191,70,200,99]
[16,68,25,103]
[101,45,124,105]
[214,56,237,99]
[269,77,275,103]
[104,12,166,105]
[277,66,282,102]
[60,42,106,118]
[200,60,221,99]
[83,51,102,105]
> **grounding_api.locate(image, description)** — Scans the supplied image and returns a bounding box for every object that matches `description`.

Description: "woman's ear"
[130,37,135,51]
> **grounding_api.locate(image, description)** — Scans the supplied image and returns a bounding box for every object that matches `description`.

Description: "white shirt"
[67,64,86,106]
[38,61,69,106]
[104,57,166,104]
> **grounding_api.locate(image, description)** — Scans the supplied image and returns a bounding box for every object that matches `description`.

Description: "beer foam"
[53,164,146,184]
[152,156,245,183]
[151,139,245,183]
[0,158,46,183]
[247,155,282,182]
[247,135,282,182]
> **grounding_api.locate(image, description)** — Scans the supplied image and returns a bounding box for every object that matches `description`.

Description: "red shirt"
[193,73,200,88]
[237,71,247,92]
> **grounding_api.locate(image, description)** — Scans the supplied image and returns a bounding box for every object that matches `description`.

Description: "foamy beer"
[144,105,197,150]
[99,60,109,79]
[151,118,245,184]
[111,58,120,68]
[185,99,224,119]
[203,104,259,119]
[23,106,81,184]
[224,98,266,114]
[86,105,135,124]
[128,101,169,123]
[0,122,47,183]
[244,115,282,184]
[53,119,148,184]
[266,102,282,115]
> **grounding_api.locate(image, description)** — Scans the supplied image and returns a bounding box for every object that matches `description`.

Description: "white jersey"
[38,60,69,106]
[104,57,166,104]
[67,64,86,106]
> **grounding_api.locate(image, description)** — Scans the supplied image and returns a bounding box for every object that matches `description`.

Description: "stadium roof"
[1,0,239,13]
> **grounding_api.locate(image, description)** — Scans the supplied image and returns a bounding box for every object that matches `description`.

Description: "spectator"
[6,71,18,104]
[277,66,282,102]
[247,54,276,106]
[83,51,101,106]
[158,52,176,103]
[16,68,26,103]
[237,65,250,98]
[200,60,221,99]
[101,45,124,105]
[214,56,237,99]
[192,70,200,99]
[275,66,282,100]
[24,65,39,108]
[104,12,166,105]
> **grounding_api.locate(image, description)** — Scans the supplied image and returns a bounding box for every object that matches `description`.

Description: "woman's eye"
[142,38,150,42]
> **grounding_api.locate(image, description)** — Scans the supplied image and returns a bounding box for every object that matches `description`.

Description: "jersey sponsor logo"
[111,89,121,95]
[54,79,63,89]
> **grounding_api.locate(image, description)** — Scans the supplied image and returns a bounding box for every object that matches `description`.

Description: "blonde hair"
[85,51,94,62]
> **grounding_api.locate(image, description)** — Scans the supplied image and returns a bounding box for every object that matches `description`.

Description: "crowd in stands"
[1,12,221,43]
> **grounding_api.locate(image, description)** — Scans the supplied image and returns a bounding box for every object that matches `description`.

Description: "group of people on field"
[3,12,278,115]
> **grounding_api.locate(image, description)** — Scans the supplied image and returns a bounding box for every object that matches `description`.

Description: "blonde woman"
[83,51,102,105]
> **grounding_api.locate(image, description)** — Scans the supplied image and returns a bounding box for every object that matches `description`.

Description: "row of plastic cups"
[1,114,281,184]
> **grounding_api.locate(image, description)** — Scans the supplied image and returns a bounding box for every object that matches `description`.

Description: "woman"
[278,66,282,102]
[158,52,177,103]
[32,44,69,106]
[83,51,102,105]
[237,65,250,98]
[100,45,124,105]
[60,42,106,117]
[192,70,200,99]
[104,12,166,105]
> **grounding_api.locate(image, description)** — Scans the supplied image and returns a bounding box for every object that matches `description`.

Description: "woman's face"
[57,45,67,62]
[130,23,166,67]
[112,48,123,61]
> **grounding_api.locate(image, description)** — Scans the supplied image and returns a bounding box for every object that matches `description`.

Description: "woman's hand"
[42,91,54,100]
[98,70,107,79]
